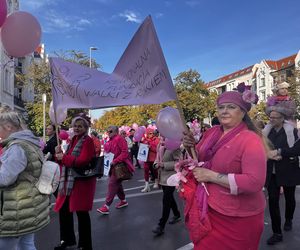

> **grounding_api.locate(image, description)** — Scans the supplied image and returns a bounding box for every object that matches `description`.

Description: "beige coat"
[154,148,182,186]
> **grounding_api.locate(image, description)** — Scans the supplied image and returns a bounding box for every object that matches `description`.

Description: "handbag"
[113,162,133,181]
[72,156,104,179]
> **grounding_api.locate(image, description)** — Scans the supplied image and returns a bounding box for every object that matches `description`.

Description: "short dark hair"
[129,128,135,132]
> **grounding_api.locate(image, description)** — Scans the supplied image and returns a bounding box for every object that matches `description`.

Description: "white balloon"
[49,101,67,124]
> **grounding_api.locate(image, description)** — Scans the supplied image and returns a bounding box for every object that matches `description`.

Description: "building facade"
[206,50,300,102]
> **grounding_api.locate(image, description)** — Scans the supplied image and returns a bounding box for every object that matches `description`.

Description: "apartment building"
[206,50,300,102]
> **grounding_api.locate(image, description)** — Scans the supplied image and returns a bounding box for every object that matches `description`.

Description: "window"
[260,90,266,101]
[3,69,12,94]
[260,78,265,87]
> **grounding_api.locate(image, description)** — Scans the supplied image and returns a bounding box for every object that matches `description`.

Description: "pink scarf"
[196,122,246,220]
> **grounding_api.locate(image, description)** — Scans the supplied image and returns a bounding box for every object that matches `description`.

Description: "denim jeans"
[0,233,36,250]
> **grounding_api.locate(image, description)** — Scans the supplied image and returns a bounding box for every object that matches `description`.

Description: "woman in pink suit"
[54,113,96,250]
[97,125,134,215]
[183,85,267,250]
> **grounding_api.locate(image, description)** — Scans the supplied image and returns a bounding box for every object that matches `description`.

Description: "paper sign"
[103,152,114,176]
[137,143,149,162]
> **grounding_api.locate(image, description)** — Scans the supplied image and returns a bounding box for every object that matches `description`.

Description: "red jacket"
[104,134,135,172]
[55,135,96,212]
[143,136,160,162]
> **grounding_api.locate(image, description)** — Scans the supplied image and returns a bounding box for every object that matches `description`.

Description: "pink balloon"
[165,138,181,150]
[1,11,41,57]
[133,126,146,141]
[0,0,7,28]
[156,107,185,140]
[59,130,69,140]
[132,123,139,130]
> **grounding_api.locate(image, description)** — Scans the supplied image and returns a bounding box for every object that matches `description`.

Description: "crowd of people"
[1,81,300,249]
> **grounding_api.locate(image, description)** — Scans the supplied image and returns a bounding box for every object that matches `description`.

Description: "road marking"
[124,185,146,191]
[176,243,194,250]
[50,187,162,206]
[93,189,162,203]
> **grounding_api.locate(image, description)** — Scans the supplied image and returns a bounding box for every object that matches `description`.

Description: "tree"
[248,101,268,123]
[18,50,99,135]
[174,69,217,121]
[287,67,300,119]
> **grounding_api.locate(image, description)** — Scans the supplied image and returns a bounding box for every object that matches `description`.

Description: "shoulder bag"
[113,162,133,181]
[72,156,104,179]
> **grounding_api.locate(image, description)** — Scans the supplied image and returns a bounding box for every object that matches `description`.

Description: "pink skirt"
[194,207,264,250]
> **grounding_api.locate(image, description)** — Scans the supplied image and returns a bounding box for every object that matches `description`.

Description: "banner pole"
[174,98,198,160]
[53,106,60,147]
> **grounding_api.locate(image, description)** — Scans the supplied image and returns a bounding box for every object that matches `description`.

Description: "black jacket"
[43,135,58,161]
[266,127,300,187]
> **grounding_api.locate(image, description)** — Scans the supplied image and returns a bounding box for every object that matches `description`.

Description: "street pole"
[42,93,47,142]
[89,47,98,130]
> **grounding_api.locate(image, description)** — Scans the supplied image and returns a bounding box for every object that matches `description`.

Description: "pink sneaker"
[97,205,109,215]
[115,200,128,209]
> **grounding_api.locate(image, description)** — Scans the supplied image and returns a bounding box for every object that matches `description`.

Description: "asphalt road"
[35,168,300,250]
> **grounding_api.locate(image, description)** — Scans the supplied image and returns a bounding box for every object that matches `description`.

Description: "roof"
[206,65,253,87]
[265,54,296,70]
[206,53,297,88]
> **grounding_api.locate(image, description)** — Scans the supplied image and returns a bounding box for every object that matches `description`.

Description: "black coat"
[266,127,300,187]
[43,135,58,161]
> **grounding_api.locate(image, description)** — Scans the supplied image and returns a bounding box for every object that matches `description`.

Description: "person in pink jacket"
[141,128,160,192]
[183,84,267,250]
[97,125,134,215]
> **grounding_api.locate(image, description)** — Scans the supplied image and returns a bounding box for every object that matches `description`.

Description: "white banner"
[137,143,149,162]
[103,152,114,176]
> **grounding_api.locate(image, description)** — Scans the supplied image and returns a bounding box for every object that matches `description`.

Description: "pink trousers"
[105,172,125,206]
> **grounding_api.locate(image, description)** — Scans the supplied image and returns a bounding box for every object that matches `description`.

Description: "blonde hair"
[0,106,23,129]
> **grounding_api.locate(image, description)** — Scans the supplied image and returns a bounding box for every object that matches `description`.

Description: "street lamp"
[89,46,98,68]
[88,47,98,131]
[42,93,47,142]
